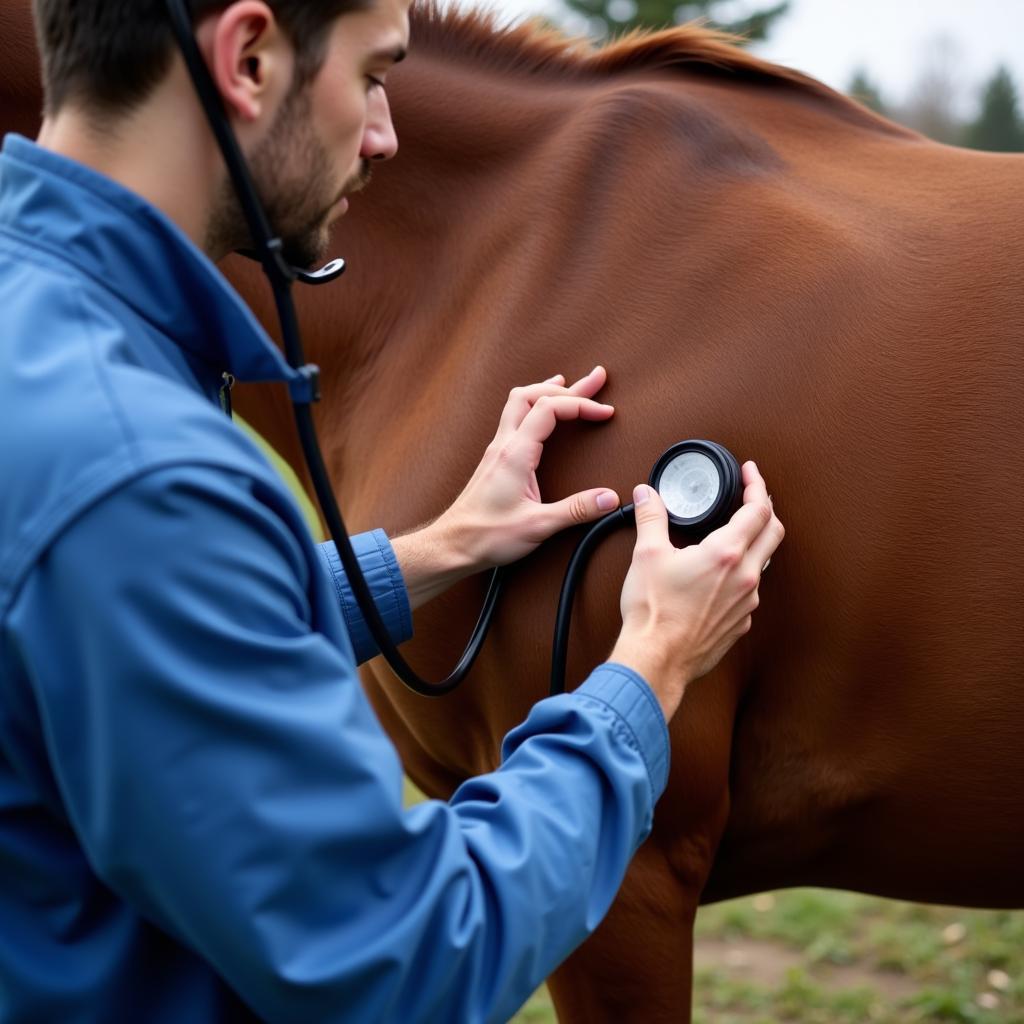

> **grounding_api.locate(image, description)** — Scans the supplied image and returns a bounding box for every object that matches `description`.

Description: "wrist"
[608,631,692,720]
[391,517,478,611]
[426,509,487,577]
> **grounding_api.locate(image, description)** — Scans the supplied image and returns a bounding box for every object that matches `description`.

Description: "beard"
[206,85,370,269]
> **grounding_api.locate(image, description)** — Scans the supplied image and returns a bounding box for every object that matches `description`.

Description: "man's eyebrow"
[372,46,407,64]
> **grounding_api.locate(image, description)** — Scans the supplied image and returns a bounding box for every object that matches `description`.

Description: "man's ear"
[198,0,293,124]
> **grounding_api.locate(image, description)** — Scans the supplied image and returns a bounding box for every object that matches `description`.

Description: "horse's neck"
[296,50,881,505]
[304,54,575,394]
[310,50,790,397]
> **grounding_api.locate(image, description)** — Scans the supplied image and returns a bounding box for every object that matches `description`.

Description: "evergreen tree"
[563,0,789,43]
[847,67,888,117]
[965,66,1024,152]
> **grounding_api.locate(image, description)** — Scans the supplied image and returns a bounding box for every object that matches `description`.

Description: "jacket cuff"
[316,529,413,664]
[576,663,671,802]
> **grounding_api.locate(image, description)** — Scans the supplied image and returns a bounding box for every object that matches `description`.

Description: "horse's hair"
[411,1,841,102]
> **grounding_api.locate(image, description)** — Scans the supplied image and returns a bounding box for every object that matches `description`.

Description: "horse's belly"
[704,648,1024,908]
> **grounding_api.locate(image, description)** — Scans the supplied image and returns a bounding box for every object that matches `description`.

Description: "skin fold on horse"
[3,3,1022,1022]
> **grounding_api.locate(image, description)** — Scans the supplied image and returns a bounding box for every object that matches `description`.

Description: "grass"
[689,890,1024,1024]
[508,890,1024,1023]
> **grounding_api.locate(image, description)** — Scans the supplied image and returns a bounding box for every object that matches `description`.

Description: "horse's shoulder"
[562,80,785,182]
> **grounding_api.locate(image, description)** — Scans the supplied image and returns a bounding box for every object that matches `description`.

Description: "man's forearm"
[390,518,479,611]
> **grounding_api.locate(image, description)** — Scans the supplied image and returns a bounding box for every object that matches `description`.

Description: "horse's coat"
[3,3,1022,1020]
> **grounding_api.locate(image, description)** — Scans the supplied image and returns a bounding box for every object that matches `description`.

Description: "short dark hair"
[33,0,368,116]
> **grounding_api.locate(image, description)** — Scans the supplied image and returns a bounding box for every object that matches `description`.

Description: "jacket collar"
[0,134,305,388]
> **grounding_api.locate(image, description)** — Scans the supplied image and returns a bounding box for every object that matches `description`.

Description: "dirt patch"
[694,937,921,1001]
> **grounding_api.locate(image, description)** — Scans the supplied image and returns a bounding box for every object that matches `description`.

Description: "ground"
[512,889,1024,1023]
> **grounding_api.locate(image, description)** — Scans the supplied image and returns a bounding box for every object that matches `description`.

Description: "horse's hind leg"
[546,841,700,1024]
[545,670,741,1024]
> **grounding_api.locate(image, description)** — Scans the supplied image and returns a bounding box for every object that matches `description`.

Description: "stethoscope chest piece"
[649,439,742,538]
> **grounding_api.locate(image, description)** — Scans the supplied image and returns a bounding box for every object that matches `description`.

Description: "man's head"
[33,0,410,264]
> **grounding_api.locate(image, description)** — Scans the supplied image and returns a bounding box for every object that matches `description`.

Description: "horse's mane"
[411,2,903,131]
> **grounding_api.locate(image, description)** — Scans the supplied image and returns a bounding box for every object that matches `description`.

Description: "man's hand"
[437,366,620,568]
[609,461,784,721]
[391,367,619,610]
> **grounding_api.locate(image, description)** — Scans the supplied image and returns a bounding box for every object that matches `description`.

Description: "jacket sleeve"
[11,462,670,1024]
[316,532,413,665]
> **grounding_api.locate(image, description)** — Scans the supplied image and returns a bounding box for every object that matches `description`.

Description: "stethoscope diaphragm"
[648,439,742,537]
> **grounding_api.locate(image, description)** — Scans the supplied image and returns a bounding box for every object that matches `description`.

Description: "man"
[0,0,784,1020]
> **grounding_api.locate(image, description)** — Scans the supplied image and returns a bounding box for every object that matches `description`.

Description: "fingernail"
[633,484,650,505]
[596,491,618,511]
[546,374,564,383]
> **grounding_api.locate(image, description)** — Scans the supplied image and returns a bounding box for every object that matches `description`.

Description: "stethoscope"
[164,0,742,699]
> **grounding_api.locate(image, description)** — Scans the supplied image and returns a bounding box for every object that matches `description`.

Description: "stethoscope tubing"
[549,504,635,696]
[165,0,501,696]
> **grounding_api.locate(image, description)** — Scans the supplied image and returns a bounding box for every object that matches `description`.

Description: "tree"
[965,66,1024,152]
[847,67,889,118]
[898,34,964,145]
[560,0,789,44]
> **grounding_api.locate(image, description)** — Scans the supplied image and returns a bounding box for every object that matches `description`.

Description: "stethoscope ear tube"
[164,0,506,697]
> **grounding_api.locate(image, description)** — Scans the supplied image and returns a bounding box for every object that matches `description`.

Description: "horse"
[3,2,1023,1021]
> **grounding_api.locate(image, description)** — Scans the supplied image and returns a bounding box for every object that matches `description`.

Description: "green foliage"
[689,890,1024,1023]
[964,65,1024,152]
[513,988,557,1021]
[561,0,789,43]
[847,67,889,117]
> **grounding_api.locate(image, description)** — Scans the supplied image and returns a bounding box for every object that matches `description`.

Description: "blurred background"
[448,0,1024,150]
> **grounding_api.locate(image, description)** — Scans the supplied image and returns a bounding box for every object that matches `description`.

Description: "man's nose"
[361,90,398,161]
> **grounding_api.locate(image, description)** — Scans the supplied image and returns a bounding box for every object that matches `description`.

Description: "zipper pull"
[219,372,236,419]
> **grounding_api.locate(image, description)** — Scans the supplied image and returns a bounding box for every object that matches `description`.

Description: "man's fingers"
[700,460,772,553]
[496,379,568,435]
[743,510,785,579]
[736,461,782,569]
[538,487,621,533]
[632,484,669,550]
[565,364,608,399]
[708,494,773,557]
[515,394,615,446]
[496,367,610,436]
[741,460,770,506]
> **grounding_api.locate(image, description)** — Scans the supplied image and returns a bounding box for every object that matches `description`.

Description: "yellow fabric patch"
[235,415,325,542]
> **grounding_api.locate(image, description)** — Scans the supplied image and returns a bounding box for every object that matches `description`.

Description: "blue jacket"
[0,134,670,1024]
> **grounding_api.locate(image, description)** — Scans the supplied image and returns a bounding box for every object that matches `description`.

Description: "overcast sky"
[464,0,1024,117]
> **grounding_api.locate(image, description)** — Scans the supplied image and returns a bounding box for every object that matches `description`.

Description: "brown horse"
[4,3,1024,1021]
